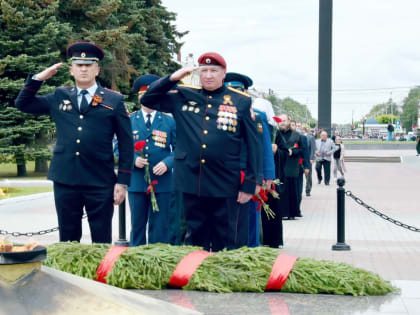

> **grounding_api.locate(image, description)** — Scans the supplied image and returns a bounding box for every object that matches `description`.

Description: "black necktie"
[80,90,89,112]
[146,113,151,129]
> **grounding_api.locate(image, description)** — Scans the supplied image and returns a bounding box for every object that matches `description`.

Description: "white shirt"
[76,84,98,109]
[141,108,156,126]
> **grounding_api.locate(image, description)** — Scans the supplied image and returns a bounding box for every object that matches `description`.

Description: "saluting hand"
[113,183,126,205]
[170,66,199,82]
[34,63,63,81]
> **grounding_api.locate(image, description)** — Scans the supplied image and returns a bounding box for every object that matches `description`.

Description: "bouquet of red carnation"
[241,172,281,219]
[134,141,159,212]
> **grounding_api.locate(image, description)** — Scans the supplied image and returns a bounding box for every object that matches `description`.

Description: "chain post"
[332,178,351,251]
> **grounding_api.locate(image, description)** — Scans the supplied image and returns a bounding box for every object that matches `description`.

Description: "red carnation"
[298,158,303,165]
[134,140,146,152]
[294,143,299,148]
[273,116,282,123]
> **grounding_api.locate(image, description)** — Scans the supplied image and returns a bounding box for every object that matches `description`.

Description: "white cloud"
[162,0,420,123]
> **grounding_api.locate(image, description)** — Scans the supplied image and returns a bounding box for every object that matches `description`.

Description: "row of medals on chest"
[182,101,238,133]
[133,130,167,148]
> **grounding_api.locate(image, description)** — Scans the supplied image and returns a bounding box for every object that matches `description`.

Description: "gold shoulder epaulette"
[178,84,202,90]
[227,87,250,97]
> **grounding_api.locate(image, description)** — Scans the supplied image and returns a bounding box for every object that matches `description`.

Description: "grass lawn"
[0,186,52,199]
[0,161,48,180]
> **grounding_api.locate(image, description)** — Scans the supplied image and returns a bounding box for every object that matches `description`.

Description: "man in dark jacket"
[141,52,259,251]
[15,42,133,243]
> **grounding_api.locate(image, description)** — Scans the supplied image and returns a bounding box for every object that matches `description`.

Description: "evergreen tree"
[0,0,72,176]
[57,0,186,101]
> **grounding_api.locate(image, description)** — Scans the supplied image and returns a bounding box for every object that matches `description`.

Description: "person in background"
[315,131,336,185]
[275,115,303,221]
[290,121,309,218]
[114,74,176,246]
[302,127,316,196]
[416,128,420,156]
[333,136,345,178]
[225,72,275,248]
[263,115,289,247]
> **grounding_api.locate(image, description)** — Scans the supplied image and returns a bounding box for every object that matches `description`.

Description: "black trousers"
[297,167,304,216]
[305,164,313,194]
[229,201,249,249]
[262,190,284,248]
[183,193,237,252]
[315,160,331,184]
[53,182,114,243]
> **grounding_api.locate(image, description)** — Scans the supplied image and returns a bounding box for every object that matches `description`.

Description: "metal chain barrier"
[0,214,87,237]
[346,191,420,232]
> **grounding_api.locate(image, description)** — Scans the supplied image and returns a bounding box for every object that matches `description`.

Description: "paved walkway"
[1,150,420,314]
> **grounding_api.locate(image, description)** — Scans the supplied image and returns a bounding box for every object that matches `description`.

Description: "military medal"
[194,108,200,113]
[223,95,233,105]
[67,105,72,111]
[59,104,63,111]
[182,105,188,111]
[63,100,71,105]
[188,101,197,106]
[222,125,227,131]
[62,105,67,111]
[232,127,236,132]
[188,106,194,111]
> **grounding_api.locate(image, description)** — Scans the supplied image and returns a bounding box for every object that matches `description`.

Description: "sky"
[161,0,420,124]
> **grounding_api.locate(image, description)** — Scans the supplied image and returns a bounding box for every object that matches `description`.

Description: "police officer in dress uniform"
[224,72,275,248]
[114,74,176,246]
[15,42,133,243]
[141,53,259,251]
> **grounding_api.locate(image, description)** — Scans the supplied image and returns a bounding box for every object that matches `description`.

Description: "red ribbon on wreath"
[168,251,214,288]
[266,253,298,291]
[96,246,129,283]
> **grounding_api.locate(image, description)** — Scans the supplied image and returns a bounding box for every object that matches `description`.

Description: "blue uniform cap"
[224,72,253,90]
[67,42,105,64]
[133,74,160,94]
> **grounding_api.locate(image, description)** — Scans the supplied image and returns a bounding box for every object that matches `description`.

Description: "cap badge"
[205,58,211,64]
[81,52,86,58]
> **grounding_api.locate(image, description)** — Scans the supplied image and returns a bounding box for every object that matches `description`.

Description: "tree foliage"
[0,0,72,176]
[374,114,399,125]
[265,94,317,126]
[366,99,400,120]
[401,87,420,131]
[0,0,185,176]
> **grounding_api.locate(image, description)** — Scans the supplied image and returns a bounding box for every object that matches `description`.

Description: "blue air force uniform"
[141,53,259,251]
[115,74,176,246]
[14,42,133,243]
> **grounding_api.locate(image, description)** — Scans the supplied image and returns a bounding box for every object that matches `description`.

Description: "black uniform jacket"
[141,75,259,197]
